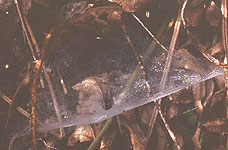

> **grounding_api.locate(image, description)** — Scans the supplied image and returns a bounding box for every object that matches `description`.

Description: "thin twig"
[23,16,40,54]
[145,100,160,147]
[155,102,182,149]
[24,13,65,137]
[145,2,185,149]
[14,1,39,149]
[132,14,168,52]
[159,5,182,92]
[0,90,30,119]
[14,0,37,61]
[31,63,40,150]
[42,65,65,138]
[181,0,188,29]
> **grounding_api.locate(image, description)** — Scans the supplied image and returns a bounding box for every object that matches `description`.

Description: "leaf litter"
[0,0,227,149]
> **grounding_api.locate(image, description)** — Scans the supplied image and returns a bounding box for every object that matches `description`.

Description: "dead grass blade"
[87,117,114,150]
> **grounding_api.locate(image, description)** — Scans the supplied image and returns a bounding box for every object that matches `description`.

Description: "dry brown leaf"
[108,0,149,12]
[72,75,109,114]
[202,42,223,65]
[120,110,147,150]
[73,5,123,32]
[68,125,95,146]
[202,118,228,133]
[205,42,223,57]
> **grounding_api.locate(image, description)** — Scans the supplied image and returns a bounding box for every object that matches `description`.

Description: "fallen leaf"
[203,118,228,133]
[72,74,110,115]
[108,0,149,12]
[120,110,147,150]
[68,125,95,146]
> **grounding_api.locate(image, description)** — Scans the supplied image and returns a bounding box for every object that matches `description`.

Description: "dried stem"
[159,4,182,92]
[14,0,37,61]
[0,90,30,119]
[145,2,185,149]
[154,102,182,149]
[25,14,65,137]
[23,16,40,54]
[181,0,188,29]
[31,64,40,150]
[132,14,168,52]
[42,65,65,138]
[14,0,38,149]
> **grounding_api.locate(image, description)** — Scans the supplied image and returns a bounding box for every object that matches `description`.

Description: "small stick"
[14,0,37,61]
[154,102,182,149]
[132,14,168,52]
[31,63,40,150]
[181,0,188,29]
[146,1,186,149]
[159,4,182,92]
[0,90,30,119]
[25,13,66,137]
[42,65,65,138]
